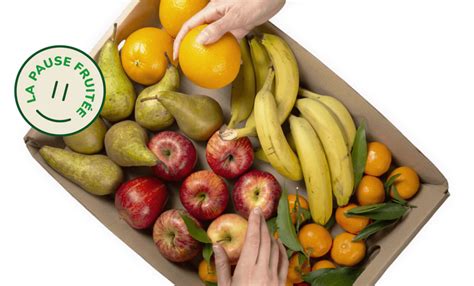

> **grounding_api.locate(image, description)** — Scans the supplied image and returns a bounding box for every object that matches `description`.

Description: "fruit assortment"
[36,3,423,286]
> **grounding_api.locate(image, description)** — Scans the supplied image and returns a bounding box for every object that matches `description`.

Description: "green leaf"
[304,267,364,286]
[384,173,400,197]
[267,217,278,236]
[202,243,213,265]
[351,122,368,189]
[295,190,303,231]
[204,282,218,286]
[346,202,409,220]
[300,208,312,223]
[286,249,295,259]
[324,213,336,230]
[277,188,304,252]
[391,185,408,206]
[353,220,397,241]
[180,214,211,244]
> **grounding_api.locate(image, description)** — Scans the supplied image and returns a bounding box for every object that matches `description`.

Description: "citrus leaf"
[324,213,336,230]
[286,249,295,259]
[277,188,304,252]
[346,202,408,220]
[384,173,401,197]
[267,217,277,236]
[304,267,364,286]
[352,122,367,189]
[203,243,213,265]
[352,220,397,241]
[391,185,408,206]
[180,214,211,244]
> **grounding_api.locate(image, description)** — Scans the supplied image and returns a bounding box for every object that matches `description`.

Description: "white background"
[0,0,472,285]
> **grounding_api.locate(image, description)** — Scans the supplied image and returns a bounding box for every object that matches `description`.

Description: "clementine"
[388,166,420,200]
[297,223,332,258]
[331,232,366,267]
[365,142,392,176]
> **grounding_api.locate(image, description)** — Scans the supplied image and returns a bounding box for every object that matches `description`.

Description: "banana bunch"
[299,88,356,150]
[254,69,302,181]
[296,98,355,206]
[289,115,332,225]
[221,33,299,141]
[228,39,256,129]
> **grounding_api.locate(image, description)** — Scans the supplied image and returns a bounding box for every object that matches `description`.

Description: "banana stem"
[261,68,275,92]
[219,126,257,141]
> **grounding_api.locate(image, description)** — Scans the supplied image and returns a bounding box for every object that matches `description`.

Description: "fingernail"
[253,207,261,215]
[196,32,209,45]
[212,244,220,251]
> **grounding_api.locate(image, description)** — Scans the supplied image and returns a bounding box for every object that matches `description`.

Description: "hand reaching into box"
[173,0,286,60]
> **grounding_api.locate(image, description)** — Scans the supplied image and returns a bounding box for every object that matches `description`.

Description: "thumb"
[213,244,232,286]
[196,16,236,45]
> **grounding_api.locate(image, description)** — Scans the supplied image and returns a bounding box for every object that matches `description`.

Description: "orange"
[198,259,217,283]
[287,253,311,284]
[179,25,241,89]
[121,27,177,85]
[335,204,370,235]
[388,166,420,200]
[159,0,209,38]
[297,223,332,258]
[288,194,310,225]
[356,175,385,206]
[312,260,336,271]
[365,142,392,176]
[331,232,366,267]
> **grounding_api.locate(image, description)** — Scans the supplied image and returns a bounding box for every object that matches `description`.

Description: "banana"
[254,147,269,163]
[296,98,354,206]
[289,115,332,225]
[255,69,302,181]
[299,88,356,150]
[250,37,272,91]
[221,34,299,141]
[254,132,296,163]
[228,39,256,128]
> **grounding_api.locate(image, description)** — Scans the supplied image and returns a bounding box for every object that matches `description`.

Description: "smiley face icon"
[15,46,105,136]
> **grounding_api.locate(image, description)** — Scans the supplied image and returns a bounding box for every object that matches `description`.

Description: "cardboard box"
[23,0,449,284]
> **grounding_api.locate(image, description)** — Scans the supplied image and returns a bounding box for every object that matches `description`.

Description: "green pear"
[135,65,179,131]
[104,120,158,167]
[39,146,123,196]
[144,91,224,141]
[99,24,136,122]
[63,117,107,154]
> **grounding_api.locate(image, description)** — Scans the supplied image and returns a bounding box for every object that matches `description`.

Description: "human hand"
[212,207,289,286]
[172,0,286,60]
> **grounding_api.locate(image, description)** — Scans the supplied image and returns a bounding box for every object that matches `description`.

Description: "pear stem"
[140,95,160,103]
[112,23,118,43]
[164,52,173,68]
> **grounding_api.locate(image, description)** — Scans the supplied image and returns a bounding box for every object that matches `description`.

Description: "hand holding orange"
[179,25,241,89]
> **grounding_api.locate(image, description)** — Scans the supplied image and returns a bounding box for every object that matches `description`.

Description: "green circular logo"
[15,45,105,136]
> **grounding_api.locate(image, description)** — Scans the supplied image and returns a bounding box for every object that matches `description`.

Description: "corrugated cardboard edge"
[23,0,450,285]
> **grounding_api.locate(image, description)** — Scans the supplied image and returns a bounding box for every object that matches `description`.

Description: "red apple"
[148,131,197,181]
[115,177,168,229]
[207,213,248,265]
[179,170,229,221]
[153,209,202,262]
[206,131,254,179]
[232,170,282,219]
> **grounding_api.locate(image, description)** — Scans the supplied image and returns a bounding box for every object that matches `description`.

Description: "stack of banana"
[221,34,357,225]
